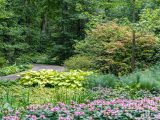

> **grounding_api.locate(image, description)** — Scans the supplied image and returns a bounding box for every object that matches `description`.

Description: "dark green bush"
[64,55,93,71]
[84,74,119,89]
[120,63,160,90]
[34,54,49,64]
[15,54,34,64]
[74,22,160,75]
[15,53,49,64]
[83,63,160,91]
[0,57,6,67]
[0,80,17,86]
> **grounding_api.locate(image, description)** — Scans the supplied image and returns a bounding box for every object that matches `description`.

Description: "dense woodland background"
[0,0,160,75]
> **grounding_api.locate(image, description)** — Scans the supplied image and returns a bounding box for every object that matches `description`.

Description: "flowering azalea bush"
[2,97,160,120]
[74,22,160,75]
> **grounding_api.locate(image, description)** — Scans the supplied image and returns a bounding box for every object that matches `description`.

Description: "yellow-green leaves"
[0,0,13,18]
[18,70,93,88]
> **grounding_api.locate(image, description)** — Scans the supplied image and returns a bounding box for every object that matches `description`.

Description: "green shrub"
[33,54,49,64]
[0,64,32,76]
[18,70,93,88]
[0,57,6,67]
[64,55,93,71]
[84,63,160,91]
[74,21,160,75]
[15,53,49,64]
[15,54,33,64]
[84,74,119,89]
[120,64,160,90]
[0,80,17,86]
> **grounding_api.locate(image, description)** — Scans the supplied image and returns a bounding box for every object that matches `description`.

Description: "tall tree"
[0,0,31,63]
[131,0,136,71]
[49,0,102,64]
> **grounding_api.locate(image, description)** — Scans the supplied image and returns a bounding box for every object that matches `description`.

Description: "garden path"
[0,64,64,80]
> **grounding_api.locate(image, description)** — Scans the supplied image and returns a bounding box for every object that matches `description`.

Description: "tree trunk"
[41,15,47,33]
[131,30,136,71]
[131,0,136,71]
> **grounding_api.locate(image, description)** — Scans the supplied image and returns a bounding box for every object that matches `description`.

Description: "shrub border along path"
[0,64,64,80]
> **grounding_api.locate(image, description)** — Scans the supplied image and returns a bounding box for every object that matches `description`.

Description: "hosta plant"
[18,70,93,88]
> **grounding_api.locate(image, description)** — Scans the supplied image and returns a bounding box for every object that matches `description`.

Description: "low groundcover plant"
[2,97,160,120]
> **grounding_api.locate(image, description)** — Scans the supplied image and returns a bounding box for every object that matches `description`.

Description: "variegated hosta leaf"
[18,70,93,88]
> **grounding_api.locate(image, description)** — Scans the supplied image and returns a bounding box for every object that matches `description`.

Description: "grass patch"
[0,80,95,109]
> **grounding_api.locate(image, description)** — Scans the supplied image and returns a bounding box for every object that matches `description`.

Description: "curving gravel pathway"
[0,64,65,80]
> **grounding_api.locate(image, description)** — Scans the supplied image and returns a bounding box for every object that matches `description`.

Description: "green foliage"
[83,74,119,89]
[92,87,156,100]
[82,64,160,92]
[64,55,93,71]
[0,0,30,64]
[0,0,160,66]
[75,22,160,75]
[120,63,160,90]
[1,82,160,119]
[34,54,49,64]
[0,57,6,67]
[0,64,32,76]
[0,0,13,18]
[19,70,93,88]
[0,0,104,64]
[0,82,95,109]
[42,0,102,63]
[139,8,160,37]
[15,53,49,64]
[0,80,17,86]
[15,54,35,64]
[1,79,159,113]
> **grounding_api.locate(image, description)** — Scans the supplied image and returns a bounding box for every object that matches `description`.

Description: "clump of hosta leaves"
[18,70,93,88]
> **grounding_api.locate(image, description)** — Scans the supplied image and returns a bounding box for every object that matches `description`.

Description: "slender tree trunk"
[41,15,47,33]
[131,30,136,70]
[39,13,47,52]
[131,0,136,71]
[24,0,31,45]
